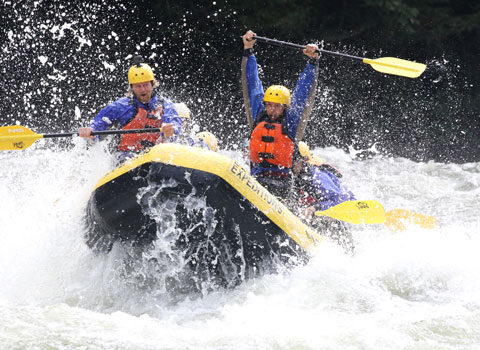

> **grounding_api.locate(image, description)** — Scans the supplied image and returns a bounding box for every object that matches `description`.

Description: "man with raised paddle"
[241,29,320,198]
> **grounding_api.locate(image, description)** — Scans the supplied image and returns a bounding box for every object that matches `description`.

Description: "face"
[265,102,286,120]
[131,81,153,104]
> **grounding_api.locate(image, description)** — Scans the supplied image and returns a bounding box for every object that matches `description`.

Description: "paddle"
[315,200,386,224]
[253,36,426,78]
[385,209,438,232]
[0,125,164,151]
[315,199,437,232]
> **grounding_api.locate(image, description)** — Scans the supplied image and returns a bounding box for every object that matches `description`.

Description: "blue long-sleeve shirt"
[90,94,182,138]
[243,54,318,176]
[305,166,356,211]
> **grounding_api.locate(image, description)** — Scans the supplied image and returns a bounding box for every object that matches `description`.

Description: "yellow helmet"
[128,62,155,84]
[298,141,325,165]
[310,155,325,166]
[196,131,218,152]
[298,141,311,158]
[263,85,291,107]
[174,102,191,119]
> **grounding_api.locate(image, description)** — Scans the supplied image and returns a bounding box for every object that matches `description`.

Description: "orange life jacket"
[118,106,163,152]
[249,121,295,168]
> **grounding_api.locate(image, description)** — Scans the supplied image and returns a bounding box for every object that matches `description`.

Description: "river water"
[1,140,479,349]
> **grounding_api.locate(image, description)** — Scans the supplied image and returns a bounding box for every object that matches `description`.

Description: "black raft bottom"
[85,161,309,290]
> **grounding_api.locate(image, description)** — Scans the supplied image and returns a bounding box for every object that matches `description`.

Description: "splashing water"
[1,140,479,349]
[0,0,244,147]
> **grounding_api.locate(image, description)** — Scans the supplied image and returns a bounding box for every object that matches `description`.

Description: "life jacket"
[299,189,317,207]
[118,106,163,152]
[249,112,295,169]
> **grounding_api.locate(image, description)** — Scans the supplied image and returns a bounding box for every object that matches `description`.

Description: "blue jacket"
[90,94,182,138]
[244,54,318,176]
[298,165,356,211]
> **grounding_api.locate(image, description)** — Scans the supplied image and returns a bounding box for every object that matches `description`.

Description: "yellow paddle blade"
[315,200,386,224]
[0,125,42,150]
[385,209,438,232]
[363,57,426,78]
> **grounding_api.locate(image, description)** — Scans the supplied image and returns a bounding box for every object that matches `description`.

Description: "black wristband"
[307,57,319,65]
[243,48,254,57]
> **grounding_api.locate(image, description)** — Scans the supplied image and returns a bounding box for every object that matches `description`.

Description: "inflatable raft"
[84,143,324,288]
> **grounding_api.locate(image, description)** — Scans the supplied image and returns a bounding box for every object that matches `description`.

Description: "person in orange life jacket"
[78,55,182,161]
[241,30,320,198]
[292,142,356,219]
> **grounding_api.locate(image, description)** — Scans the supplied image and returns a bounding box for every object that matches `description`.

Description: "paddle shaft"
[253,36,363,62]
[42,128,163,139]
[0,125,166,150]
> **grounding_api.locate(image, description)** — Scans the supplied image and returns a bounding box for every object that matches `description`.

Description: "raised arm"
[241,30,265,128]
[287,44,320,141]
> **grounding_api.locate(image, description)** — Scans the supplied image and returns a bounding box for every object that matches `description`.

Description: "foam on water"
[1,141,479,349]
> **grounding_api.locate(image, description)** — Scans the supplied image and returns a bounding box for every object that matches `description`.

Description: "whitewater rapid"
[1,139,479,349]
